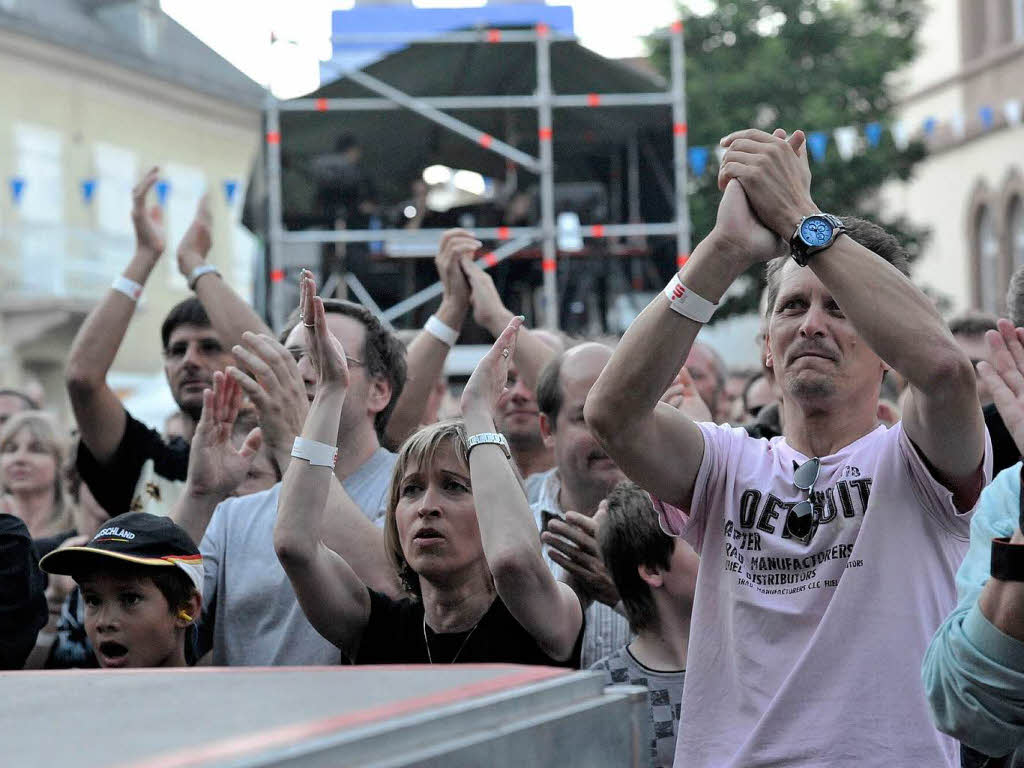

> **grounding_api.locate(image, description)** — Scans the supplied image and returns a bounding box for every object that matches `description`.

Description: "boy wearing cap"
[39,512,202,669]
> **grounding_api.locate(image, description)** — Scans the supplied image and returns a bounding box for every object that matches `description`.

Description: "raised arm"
[176,197,273,348]
[719,128,984,502]
[460,318,582,661]
[384,229,474,449]
[273,271,375,657]
[66,167,164,462]
[229,329,398,597]
[461,257,556,391]
[586,178,785,509]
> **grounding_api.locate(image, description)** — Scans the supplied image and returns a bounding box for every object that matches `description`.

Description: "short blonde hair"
[0,411,73,533]
[383,419,470,597]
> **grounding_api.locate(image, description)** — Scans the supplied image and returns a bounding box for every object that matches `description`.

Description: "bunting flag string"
[223,179,239,206]
[680,95,1024,178]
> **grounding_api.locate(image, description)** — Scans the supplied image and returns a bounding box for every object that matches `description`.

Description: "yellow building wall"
[0,29,260,419]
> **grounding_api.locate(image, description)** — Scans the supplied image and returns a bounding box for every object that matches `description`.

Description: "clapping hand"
[177,195,213,277]
[542,504,620,608]
[436,229,476,315]
[185,371,262,500]
[131,167,166,259]
[460,315,523,418]
[299,269,349,394]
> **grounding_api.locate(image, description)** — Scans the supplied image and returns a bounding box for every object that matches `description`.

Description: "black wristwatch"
[789,213,847,267]
[991,465,1024,582]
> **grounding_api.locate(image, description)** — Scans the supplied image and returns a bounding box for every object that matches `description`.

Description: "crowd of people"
[3,128,1024,768]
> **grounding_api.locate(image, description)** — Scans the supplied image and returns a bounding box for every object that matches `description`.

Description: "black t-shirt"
[355,589,583,667]
[76,408,189,517]
[984,403,1020,476]
[0,514,47,670]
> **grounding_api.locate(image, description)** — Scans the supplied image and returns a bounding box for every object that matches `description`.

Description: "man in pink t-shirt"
[586,128,990,768]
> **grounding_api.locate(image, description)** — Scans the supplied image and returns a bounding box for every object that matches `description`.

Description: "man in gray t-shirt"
[199,448,395,665]
[173,299,406,666]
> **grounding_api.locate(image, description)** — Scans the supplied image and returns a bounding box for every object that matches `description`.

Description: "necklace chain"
[422,617,480,664]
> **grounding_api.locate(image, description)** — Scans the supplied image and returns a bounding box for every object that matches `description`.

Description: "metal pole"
[342,69,541,173]
[627,131,641,225]
[670,21,691,269]
[279,92,674,112]
[535,25,557,329]
[344,273,393,330]
[265,94,286,330]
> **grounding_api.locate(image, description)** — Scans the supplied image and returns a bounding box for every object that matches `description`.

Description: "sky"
[160,0,694,98]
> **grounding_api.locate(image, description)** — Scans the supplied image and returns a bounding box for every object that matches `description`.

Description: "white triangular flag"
[714,145,727,166]
[1005,99,1023,125]
[891,120,910,150]
[950,111,965,139]
[833,126,859,160]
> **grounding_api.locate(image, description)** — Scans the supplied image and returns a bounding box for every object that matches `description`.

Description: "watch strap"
[466,432,511,460]
[991,537,1024,582]
[790,213,847,267]
[187,264,221,291]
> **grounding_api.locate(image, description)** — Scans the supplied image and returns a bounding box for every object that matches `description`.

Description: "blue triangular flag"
[979,106,994,130]
[688,146,709,177]
[865,122,883,148]
[223,179,239,206]
[81,179,96,204]
[807,132,828,163]
[10,176,25,205]
[155,179,170,206]
[922,116,936,136]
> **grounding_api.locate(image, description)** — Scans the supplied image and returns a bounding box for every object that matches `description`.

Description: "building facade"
[885,0,1024,315]
[0,0,262,425]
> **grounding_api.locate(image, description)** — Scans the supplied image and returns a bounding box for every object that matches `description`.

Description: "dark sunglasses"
[785,457,821,540]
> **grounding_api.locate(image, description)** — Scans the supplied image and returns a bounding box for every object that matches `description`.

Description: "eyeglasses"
[785,457,821,540]
[285,346,364,369]
[646,491,687,538]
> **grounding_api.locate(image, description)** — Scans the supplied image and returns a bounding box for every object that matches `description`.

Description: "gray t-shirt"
[591,645,685,768]
[199,447,396,666]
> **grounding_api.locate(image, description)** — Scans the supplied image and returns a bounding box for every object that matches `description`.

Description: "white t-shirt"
[659,421,989,768]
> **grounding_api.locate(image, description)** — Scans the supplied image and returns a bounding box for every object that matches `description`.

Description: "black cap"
[39,513,203,597]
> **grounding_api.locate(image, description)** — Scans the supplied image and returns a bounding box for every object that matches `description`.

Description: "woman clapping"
[274,271,583,665]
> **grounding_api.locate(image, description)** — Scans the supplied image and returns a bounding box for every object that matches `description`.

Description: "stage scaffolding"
[262,22,690,331]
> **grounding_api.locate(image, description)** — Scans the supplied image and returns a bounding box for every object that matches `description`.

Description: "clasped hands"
[711,127,819,268]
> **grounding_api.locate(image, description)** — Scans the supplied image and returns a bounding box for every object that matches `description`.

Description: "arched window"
[977,204,1000,313]
[1010,195,1024,272]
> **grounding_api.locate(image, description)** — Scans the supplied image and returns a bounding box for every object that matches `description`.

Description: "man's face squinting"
[163,325,233,420]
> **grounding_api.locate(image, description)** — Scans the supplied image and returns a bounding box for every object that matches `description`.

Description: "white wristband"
[663,274,717,324]
[424,315,459,347]
[291,436,337,468]
[187,264,221,291]
[112,275,143,302]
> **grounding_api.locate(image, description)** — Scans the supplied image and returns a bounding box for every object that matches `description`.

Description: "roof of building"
[0,0,264,110]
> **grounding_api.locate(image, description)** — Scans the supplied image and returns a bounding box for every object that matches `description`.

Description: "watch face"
[800,216,834,247]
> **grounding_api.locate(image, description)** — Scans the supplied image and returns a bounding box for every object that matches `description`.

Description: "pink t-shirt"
[662,421,990,768]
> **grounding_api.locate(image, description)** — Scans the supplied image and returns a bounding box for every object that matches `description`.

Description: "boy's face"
[78,570,182,669]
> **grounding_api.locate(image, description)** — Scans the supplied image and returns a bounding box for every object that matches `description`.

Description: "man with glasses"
[66,169,263,518]
[172,295,406,665]
[586,129,989,768]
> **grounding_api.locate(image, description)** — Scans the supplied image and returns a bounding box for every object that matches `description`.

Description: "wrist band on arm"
[663,274,717,324]
[425,315,459,347]
[291,437,338,468]
[187,264,221,291]
[111,275,143,302]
